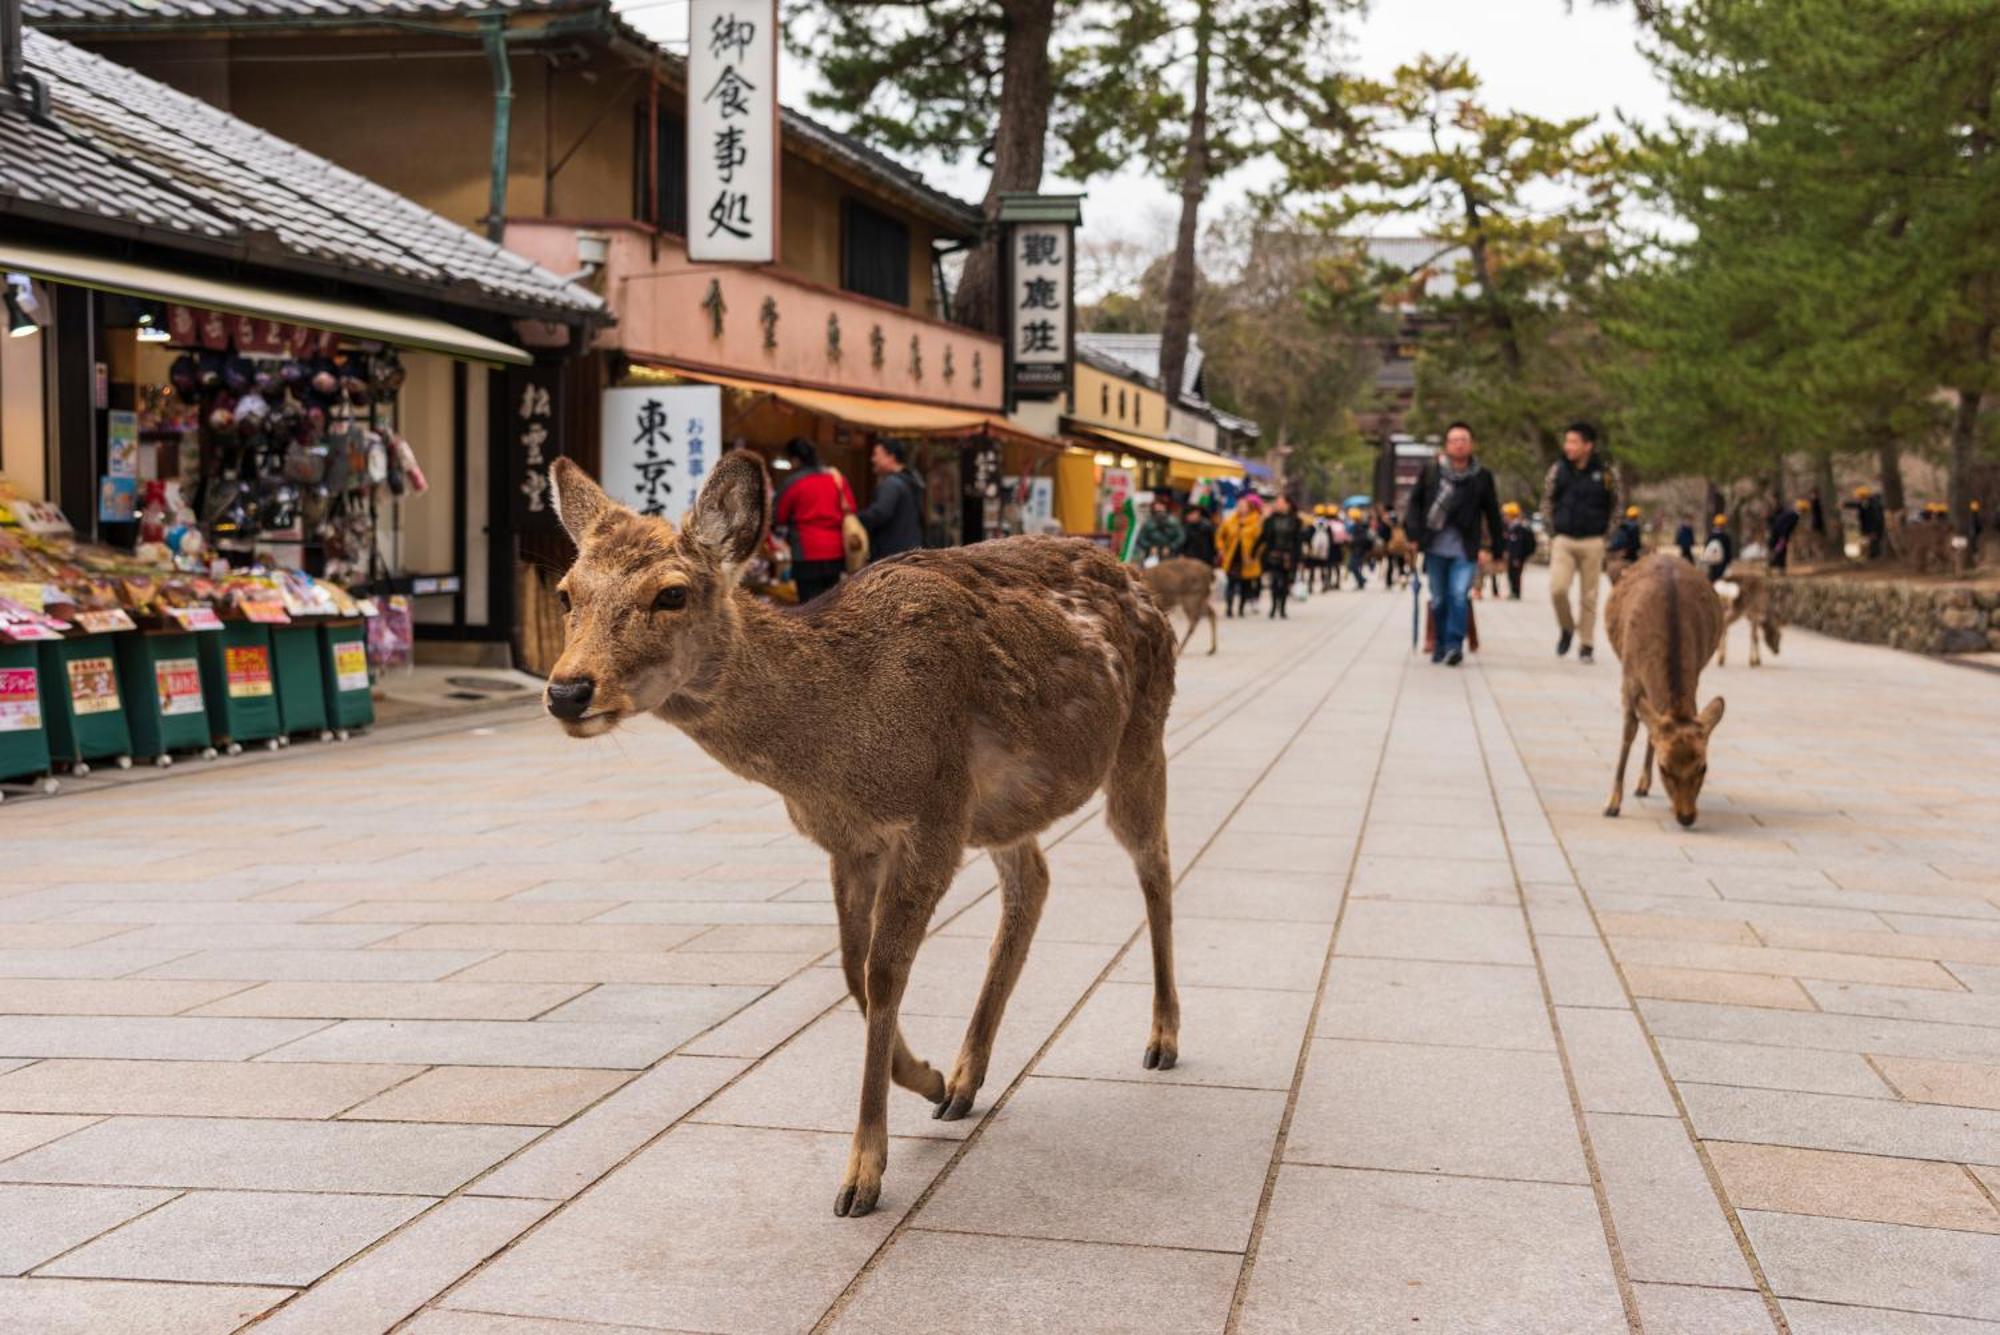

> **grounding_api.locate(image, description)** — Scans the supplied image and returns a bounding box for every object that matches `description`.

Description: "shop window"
[633,106,688,236]
[1099,382,1109,415]
[1117,389,1126,420]
[842,201,910,307]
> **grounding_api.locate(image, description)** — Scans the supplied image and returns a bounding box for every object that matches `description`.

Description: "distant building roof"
[2,29,604,321]
[1358,236,1467,301]
[22,0,985,234]
[1075,331,1204,400]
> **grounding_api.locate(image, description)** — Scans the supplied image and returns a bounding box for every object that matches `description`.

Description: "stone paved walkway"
[2,568,1998,1333]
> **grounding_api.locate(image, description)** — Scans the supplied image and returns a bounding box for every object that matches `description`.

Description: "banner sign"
[999,195,1082,400]
[66,656,121,715]
[599,385,722,525]
[687,0,778,262]
[166,305,339,357]
[510,365,562,532]
[0,668,40,731]
[225,645,273,698]
[332,640,370,693]
[155,658,204,717]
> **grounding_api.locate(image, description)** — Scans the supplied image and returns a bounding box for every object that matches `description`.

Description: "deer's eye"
[557,587,572,614]
[653,586,688,612]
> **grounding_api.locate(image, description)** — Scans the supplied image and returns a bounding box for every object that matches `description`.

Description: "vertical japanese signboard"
[600,386,723,525]
[509,365,563,534]
[688,0,777,263]
[998,194,1083,402]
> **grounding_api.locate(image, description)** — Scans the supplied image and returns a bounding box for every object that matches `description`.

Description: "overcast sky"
[625,0,1675,254]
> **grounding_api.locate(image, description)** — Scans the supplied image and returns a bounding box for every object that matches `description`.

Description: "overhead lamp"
[1092,451,1115,467]
[135,304,171,343]
[4,284,37,339]
[771,456,794,471]
[1119,454,1138,469]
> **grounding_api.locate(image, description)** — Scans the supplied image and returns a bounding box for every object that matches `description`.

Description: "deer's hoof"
[933,1076,979,1122]
[1143,1041,1179,1071]
[1603,803,1621,819]
[833,1180,879,1218]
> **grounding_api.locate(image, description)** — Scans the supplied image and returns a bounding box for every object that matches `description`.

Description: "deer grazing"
[1603,553,1727,827]
[1713,573,1782,667]
[1141,557,1219,656]
[542,454,1180,1218]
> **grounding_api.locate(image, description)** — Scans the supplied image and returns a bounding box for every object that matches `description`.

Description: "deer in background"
[1141,557,1219,656]
[542,454,1180,1219]
[1604,553,1728,827]
[1713,573,1782,667]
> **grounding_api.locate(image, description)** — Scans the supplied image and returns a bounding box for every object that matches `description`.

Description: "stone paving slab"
[0,570,1997,1329]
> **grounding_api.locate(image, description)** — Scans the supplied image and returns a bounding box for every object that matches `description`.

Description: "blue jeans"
[1425,553,1478,656]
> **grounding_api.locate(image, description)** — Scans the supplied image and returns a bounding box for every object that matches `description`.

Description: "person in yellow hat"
[1501,500,1535,599]
[1343,506,1376,589]
[1607,504,1643,564]
[1702,512,1735,581]
[1769,495,1805,570]
[1844,485,1886,558]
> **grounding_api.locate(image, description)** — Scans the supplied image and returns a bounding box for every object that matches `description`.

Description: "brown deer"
[1141,557,1219,656]
[542,454,1179,1219]
[1603,554,1727,827]
[1713,573,1782,667]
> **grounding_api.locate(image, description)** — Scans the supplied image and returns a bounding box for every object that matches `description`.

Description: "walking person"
[1345,507,1373,590]
[1405,422,1505,666]
[1217,496,1264,618]
[1540,420,1623,663]
[1769,498,1805,571]
[773,438,860,603]
[1258,494,1305,619]
[1674,516,1697,563]
[858,439,926,561]
[1503,502,1535,599]
[1134,497,1185,564]
[1844,486,1886,560]
[1327,511,1348,589]
[1702,513,1736,582]
[1181,504,1218,566]
[1304,509,1333,591]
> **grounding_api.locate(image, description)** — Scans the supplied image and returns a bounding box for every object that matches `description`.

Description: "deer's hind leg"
[1174,605,1201,658]
[936,837,1049,1122]
[1203,601,1218,655]
[831,848,944,1106]
[836,829,959,1218]
[1106,721,1178,1070]
[1606,698,1641,818]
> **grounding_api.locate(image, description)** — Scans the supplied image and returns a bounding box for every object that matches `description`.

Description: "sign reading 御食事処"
[687,0,777,263]
[599,386,723,525]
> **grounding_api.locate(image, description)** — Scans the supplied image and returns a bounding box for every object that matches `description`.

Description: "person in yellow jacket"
[1217,496,1265,618]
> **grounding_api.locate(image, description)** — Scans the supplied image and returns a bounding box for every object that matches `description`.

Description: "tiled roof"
[1076,332,1204,399]
[23,0,985,233]
[1,30,604,319]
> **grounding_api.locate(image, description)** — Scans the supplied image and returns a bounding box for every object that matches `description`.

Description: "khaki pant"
[1549,535,1606,646]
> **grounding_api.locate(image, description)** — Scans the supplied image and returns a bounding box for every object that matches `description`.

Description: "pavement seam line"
[1461,663,1642,1334]
[1469,646,1794,1334]
[810,592,1395,1334]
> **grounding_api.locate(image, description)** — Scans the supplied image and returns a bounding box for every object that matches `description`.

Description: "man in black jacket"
[1539,420,1623,663]
[1405,422,1505,666]
[859,439,926,561]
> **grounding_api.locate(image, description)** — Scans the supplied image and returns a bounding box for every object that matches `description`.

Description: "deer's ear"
[549,457,615,544]
[1698,696,1726,734]
[688,450,768,569]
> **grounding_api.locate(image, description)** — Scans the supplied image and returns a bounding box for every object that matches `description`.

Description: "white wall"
[397,351,459,625]
[0,285,49,500]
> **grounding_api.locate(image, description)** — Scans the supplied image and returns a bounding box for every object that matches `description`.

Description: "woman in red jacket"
[774,438,859,603]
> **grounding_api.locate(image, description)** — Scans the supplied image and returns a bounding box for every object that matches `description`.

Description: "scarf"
[1427,458,1482,536]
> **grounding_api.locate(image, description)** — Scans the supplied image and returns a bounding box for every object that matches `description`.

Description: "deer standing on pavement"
[1603,553,1728,827]
[1141,557,1219,656]
[1713,573,1782,667]
[542,454,1181,1218]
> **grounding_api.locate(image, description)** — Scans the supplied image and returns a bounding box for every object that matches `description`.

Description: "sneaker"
[1557,629,1574,657]
[1446,647,1464,667]
[1579,645,1595,664]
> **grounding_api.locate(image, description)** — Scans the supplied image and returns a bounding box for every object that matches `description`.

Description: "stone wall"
[1769,576,2000,655]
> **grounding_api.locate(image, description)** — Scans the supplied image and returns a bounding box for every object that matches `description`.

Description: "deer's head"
[1642,696,1725,827]
[543,452,766,737]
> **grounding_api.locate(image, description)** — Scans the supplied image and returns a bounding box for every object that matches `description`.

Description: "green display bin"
[116,630,216,766]
[271,623,329,739]
[0,641,57,793]
[196,621,281,752]
[319,619,374,734]
[39,634,133,774]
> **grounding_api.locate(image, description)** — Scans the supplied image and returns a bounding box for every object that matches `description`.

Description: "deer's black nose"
[546,677,595,720]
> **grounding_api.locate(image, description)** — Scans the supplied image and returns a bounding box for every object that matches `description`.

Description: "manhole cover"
[445,676,529,694]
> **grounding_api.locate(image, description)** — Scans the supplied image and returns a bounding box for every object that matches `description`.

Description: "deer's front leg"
[836,835,956,1219]
[831,849,943,1105]
[1635,737,1655,798]
[1748,619,1762,667]
[1606,703,1640,818]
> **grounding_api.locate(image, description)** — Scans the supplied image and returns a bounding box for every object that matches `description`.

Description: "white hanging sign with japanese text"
[687,0,778,263]
[1009,222,1071,394]
[599,386,723,525]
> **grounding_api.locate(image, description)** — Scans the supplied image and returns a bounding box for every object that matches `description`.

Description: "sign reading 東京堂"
[687,0,778,263]
[998,193,1084,401]
[599,385,723,525]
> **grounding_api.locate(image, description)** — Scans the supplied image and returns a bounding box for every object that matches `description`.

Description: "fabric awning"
[0,239,534,366]
[631,363,1064,452]
[1066,421,1246,479]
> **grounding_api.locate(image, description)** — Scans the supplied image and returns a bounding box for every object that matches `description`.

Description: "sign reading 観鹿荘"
[599,386,723,525]
[1009,221,1073,397]
[687,0,777,263]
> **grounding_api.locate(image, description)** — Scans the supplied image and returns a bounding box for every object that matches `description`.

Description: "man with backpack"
[1539,420,1623,664]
